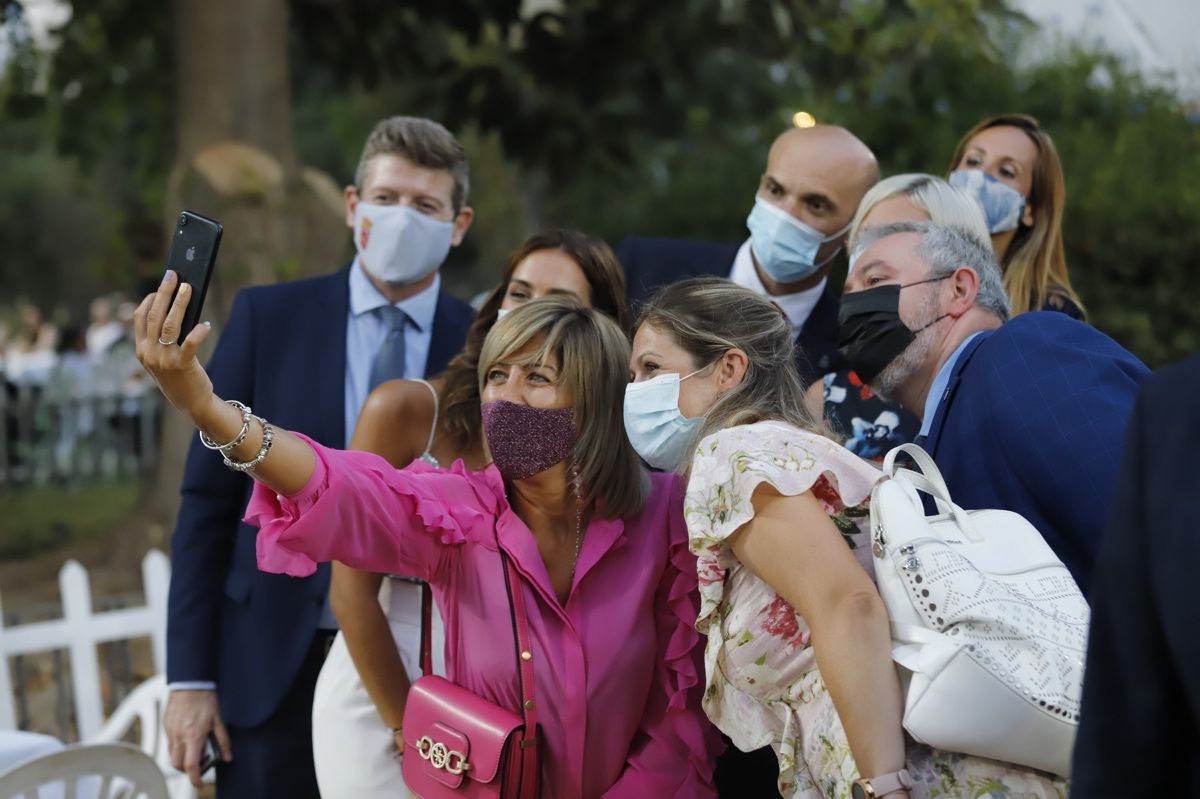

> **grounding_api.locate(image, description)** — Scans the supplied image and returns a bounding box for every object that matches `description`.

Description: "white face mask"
[623,369,706,471]
[354,202,454,285]
[495,307,511,318]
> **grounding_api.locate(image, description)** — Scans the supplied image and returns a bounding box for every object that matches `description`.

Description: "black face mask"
[836,277,948,385]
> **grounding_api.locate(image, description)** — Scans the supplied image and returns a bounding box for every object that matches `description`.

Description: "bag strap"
[882,443,951,500]
[418,552,539,792]
[501,552,540,797]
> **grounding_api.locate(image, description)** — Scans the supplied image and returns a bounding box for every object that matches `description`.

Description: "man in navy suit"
[840,221,1147,593]
[162,117,476,797]
[618,125,879,385]
[1071,356,1200,795]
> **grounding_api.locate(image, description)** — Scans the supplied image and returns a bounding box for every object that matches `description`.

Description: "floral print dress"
[685,421,1068,799]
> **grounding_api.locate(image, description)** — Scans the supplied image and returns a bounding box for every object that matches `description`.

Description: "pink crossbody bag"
[401,553,541,799]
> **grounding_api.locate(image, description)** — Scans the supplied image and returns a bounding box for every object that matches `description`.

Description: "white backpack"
[870,444,1089,777]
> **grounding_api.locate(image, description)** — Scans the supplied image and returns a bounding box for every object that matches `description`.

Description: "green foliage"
[38,0,173,215]
[0,478,138,559]
[2,0,1196,366]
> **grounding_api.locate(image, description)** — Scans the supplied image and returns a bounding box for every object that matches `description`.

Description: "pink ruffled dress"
[246,435,721,799]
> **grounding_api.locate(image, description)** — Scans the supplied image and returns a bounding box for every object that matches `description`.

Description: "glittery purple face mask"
[481,400,578,481]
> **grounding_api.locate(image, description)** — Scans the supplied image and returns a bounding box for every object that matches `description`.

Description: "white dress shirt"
[728,239,827,339]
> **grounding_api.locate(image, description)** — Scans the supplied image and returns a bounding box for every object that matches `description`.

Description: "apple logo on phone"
[185,246,196,262]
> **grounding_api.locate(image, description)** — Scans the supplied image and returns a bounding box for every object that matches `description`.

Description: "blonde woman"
[626,276,1066,798]
[947,113,1085,318]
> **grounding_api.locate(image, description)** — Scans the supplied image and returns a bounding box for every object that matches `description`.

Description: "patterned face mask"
[948,169,1027,234]
[482,400,577,481]
[354,202,454,285]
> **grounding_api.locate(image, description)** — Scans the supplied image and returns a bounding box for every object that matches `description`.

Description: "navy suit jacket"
[616,236,842,385]
[165,266,473,727]
[1071,356,1200,796]
[922,312,1149,594]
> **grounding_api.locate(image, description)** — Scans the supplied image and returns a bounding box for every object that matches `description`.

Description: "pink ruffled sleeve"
[603,476,723,799]
[244,433,501,580]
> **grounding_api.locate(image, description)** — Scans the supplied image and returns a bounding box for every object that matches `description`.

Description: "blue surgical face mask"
[948,169,1026,234]
[746,196,850,284]
[623,369,706,471]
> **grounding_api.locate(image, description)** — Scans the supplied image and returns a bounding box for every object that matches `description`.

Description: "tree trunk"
[143,0,346,528]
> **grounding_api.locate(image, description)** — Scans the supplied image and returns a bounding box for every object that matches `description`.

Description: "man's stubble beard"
[870,288,942,403]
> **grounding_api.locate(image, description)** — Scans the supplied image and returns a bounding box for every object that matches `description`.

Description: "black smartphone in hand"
[199,731,221,775]
[165,210,222,344]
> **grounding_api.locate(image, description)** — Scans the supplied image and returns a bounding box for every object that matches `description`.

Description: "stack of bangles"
[199,399,275,472]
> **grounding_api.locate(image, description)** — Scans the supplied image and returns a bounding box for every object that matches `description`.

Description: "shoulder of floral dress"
[688,420,884,508]
[693,419,826,456]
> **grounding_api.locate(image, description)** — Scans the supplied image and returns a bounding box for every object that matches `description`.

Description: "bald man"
[618,124,879,384]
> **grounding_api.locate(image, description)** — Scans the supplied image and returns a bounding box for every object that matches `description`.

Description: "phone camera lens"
[179,214,188,227]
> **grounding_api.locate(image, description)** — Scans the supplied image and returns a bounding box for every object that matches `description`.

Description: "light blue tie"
[369,305,409,390]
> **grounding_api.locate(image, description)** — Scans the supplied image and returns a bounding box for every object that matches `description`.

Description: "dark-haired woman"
[312,229,632,798]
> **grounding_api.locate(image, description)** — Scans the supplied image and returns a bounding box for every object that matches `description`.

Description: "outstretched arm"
[137,271,473,580]
[135,270,316,495]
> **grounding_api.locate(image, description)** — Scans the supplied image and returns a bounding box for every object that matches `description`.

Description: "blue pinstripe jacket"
[922,312,1149,594]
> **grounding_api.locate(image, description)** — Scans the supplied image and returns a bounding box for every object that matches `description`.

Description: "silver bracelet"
[222,417,275,472]
[200,400,253,452]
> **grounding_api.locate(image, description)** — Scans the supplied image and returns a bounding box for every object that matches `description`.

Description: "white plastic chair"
[0,742,168,799]
[89,676,199,799]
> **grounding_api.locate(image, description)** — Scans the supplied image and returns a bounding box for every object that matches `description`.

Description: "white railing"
[0,551,169,739]
[0,388,160,487]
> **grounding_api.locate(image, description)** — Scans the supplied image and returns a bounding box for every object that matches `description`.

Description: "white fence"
[0,551,169,739]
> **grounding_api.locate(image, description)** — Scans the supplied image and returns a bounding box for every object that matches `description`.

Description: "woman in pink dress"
[134,279,720,798]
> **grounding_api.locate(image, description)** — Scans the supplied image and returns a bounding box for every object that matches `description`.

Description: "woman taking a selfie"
[314,229,631,799]
[136,282,719,798]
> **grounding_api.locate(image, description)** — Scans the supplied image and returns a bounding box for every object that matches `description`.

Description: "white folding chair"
[0,742,168,799]
[89,676,198,799]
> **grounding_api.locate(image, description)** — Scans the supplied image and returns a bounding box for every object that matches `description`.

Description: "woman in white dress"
[311,229,630,798]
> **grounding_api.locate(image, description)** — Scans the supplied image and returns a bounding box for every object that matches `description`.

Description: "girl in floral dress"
[624,277,1067,799]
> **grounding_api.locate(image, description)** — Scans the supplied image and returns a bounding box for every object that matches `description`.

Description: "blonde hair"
[948,114,1085,317]
[848,173,991,253]
[635,277,825,465]
[355,116,470,212]
[478,297,647,518]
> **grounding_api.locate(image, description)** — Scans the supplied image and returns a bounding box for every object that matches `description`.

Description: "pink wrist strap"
[865,768,913,796]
